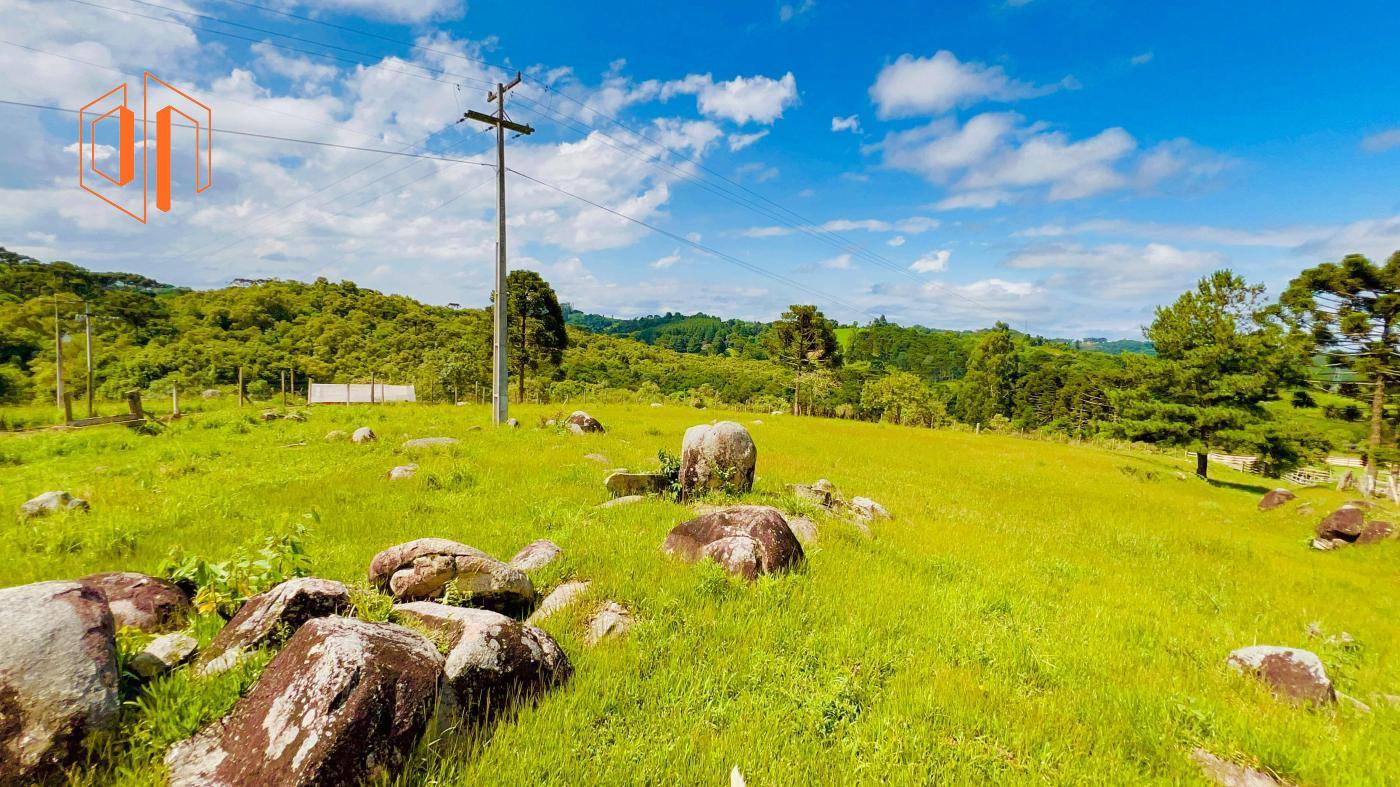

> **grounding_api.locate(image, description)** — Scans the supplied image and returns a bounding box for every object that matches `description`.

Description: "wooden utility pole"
[464,71,534,427]
[53,295,64,410]
[83,302,94,417]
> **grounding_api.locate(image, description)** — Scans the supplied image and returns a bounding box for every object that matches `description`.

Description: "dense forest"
[4,245,1397,477]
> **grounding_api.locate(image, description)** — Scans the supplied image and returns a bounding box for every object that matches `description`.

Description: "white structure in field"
[308,383,416,404]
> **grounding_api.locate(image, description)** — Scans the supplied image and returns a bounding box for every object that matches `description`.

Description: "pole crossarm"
[462,109,534,136]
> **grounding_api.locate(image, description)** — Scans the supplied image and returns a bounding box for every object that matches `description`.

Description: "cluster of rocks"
[1310,504,1394,550]
[0,572,194,781]
[788,478,892,534]
[598,420,758,505]
[1256,490,1397,550]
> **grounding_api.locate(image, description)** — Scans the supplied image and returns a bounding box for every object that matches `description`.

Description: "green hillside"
[0,402,1393,783]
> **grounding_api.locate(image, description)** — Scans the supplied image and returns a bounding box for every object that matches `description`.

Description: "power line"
[0,99,495,167]
[55,0,1014,326]
[508,167,877,320]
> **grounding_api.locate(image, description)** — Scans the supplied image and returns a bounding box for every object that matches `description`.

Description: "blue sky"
[1,0,1398,337]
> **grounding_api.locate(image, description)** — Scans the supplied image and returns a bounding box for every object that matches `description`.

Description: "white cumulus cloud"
[870,51,1069,118]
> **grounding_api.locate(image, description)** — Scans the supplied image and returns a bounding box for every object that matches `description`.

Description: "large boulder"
[369,539,535,613]
[510,539,562,572]
[19,491,89,518]
[1356,520,1395,544]
[0,581,118,781]
[679,421,757,500]
[166,618,443,786]
[566,411,605,434]
[78,572,191,633]
[197,578,350,675]
[394,602,571,718]
[1316,506,1365,541]
[605,472,671,498]
[1227,646,1335,705]
[1257,488,1296,511]
[662,505,804,581]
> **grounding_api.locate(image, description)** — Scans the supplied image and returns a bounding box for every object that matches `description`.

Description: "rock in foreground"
[0,581,118,782]
[1356,520,1394,544]
[679,421,757,499]
[1190,748,1289,787]
[586,601,635,645]
[131,632,199,680]
[369,538,535,613]
[1227,645,1335,705]
[166,617,443,786]
[197,577,350,675]
[394,602,571,718]
[528,580,592,624]
[78,571,192,633]
[351,426,376,443]
[662,505,804,581]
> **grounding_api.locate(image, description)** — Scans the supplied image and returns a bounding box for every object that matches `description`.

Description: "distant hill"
[561,307,769,358]
[1067,337,1156,356]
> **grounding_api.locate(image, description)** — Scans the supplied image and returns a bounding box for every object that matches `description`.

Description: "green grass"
[1,402,1396,784]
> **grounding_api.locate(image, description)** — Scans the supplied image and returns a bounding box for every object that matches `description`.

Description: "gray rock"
[1227,645,1335,705]
[566,411,605,434]
[324,429,348,442]
[351,426,376,444]
[788,483,834,508]
[787,516,818,544]
[0,581,118,781]
[130,632,198,680]
[584,453,611,465]
[527,580,592,624]
[605,471,671,498]
[281,411,306,422]
[387,463,418,480]
[78,571,192,633]
[19,490,89,518]
[1310,537,1334,551]
[505,418,520,429]
[679,421,757,500]
[851,496,892,522]
[260,411,279,422]
[197,578,350,675]
[394,602,571,717]
[510,539,563,572]
[585,601,634,645]
[597,495,644,509]
[167,618,442,786]
[402,437,459,450]
[1190,748,1289,787]
[369,538,535,613]
[200,389,221,399]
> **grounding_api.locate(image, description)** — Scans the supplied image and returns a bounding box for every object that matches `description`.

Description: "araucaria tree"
[1115,270,1311,479]
[957,321,1019,426]
[504,270,568,403]
[766,305,840,415]
[1282,252,1400,484]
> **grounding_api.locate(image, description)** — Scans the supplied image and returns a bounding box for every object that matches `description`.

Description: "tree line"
[2,245,1397,479]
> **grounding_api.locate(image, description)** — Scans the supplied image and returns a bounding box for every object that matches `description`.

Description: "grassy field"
[1,402,1396,784]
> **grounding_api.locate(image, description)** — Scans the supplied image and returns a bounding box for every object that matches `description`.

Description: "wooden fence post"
[238,367,245,407]
[172,386,180,417]
[281,370,287,407]
[126,390,144,419]
[62,391,73,425]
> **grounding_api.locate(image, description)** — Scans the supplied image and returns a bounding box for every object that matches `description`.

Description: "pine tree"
[503,270,568,404]
[957,322,1018,426]
[1114,271,1313,478]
